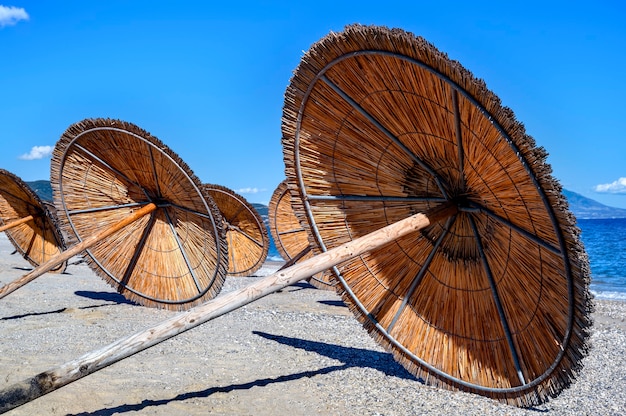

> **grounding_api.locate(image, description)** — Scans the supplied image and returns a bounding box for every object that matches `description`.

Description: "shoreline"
[0,235,625,415]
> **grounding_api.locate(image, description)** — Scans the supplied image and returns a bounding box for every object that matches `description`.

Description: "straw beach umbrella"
[0,169,66,273]
[203,184,268,276]
[50,119,228,310]
[268,180,333,289]
[0,119,228,310]
[281,24,593,406]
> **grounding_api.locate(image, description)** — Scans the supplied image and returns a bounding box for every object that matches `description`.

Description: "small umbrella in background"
[0,169,66,273]
[202,184,268,276]
[268,179,333,290]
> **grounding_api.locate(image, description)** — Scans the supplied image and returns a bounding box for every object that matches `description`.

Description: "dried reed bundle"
[281,24,592,406]
[50,118,228,310]
[0,169,66,272]
[268,180,334,290]
[202,184,268,276]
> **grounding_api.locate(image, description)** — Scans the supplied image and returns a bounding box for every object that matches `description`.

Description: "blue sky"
[1,1,625,208]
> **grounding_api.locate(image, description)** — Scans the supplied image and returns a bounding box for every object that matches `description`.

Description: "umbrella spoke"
[320,74,449,198]
[277,227,306,236]
[452,90,466,193]
[386,214,457,334]
[308,194,447,203]
[67,201,152,216]
[465,202,562,255]
[166,203,216,221]
[229,226,264,248]
[73,143,150,200]
[468,214,526,386]
[24,230,36,258]
[119,210,157,289]
[148,146,163,199]
[161,207,202,294]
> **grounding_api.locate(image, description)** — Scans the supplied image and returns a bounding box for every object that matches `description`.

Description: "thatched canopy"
[281,24,593,406]
[0,169,66,272]
[202,184,268,276]
[268,180,333,290]
[50,118,228,310]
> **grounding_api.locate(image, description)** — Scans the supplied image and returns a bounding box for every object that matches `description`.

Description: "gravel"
[0,234,624,415]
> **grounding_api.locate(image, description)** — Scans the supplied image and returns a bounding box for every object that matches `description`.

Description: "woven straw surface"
[50,118,228,310]
[281,24,593,406]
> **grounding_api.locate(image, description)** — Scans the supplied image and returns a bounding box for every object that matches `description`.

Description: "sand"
[0,233,625,415]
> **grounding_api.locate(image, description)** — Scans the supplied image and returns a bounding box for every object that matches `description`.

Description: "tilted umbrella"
[0,169,66,273]
[0,118,228,311]
[268,180,333,290]
[202,184,268,276]
[281,24,593,406]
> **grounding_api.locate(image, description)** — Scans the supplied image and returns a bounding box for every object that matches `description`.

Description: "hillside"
[25,180,626,220]
[26,180,54,201]
[562,189,626,219]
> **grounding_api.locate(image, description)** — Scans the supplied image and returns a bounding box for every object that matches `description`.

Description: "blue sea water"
[578,218,626,302]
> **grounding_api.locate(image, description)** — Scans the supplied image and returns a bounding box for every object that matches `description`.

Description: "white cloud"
[19,145,53,160]
[594,177,626,194]
[236,187,265,195]
[0,5,29,27]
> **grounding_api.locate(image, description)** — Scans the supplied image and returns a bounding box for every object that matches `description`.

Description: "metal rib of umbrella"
[281,24,593,406]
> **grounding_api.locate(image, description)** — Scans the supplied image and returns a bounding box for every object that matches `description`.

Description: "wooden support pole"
[0,215,34,233]
[0,203,158,300]
[0,202,456,413]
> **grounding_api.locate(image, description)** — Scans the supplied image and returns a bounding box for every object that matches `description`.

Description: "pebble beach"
[0,233,625,415]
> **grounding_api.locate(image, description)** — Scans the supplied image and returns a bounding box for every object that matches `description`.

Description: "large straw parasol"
[202,184,268,276]
[281,24,593,406]
[0,169,66,273]
[268,180,333,289]
[45,118,228,310]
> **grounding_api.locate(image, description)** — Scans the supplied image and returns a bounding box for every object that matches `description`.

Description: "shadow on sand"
[0,291,135,320]
[65,331,417,416]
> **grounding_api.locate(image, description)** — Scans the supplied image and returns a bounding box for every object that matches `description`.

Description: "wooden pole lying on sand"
[0,202,456,413]
[0,215,35,234]
[0,203,158,300]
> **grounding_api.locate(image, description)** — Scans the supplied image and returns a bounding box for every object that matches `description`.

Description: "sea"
[578,218,626,302]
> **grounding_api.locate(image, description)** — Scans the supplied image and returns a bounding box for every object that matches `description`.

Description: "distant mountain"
[25,180,626,221]
[562,189,626,219]
[26,180,53,201]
